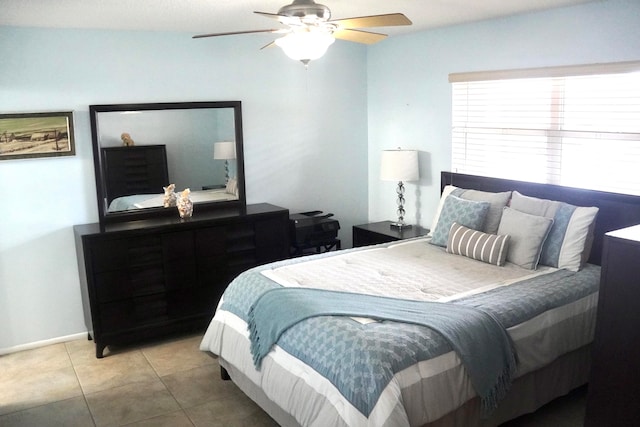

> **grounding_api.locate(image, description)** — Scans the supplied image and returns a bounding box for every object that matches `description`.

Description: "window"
[450,62,640,196]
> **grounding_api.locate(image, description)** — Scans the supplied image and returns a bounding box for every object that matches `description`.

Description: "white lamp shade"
[213,141,236,160]
[380,150,419,181]
[275,31,335,62]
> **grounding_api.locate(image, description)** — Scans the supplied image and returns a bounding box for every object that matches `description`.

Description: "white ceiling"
[2,0,596,38]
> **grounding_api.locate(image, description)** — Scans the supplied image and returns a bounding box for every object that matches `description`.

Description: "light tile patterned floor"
[0,333,586,426]
[0,334,277,426]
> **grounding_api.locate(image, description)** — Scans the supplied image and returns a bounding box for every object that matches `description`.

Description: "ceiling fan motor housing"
[278,0,331,21]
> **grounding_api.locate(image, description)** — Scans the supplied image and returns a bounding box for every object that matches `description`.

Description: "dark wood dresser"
[585,224,640,426]
[74,203,289,358]
[102,145,169,203]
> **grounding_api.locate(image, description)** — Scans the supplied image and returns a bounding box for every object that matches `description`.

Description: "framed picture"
[0,111,75,160]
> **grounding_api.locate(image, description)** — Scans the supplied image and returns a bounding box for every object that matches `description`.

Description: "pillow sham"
[430,195,490,247]
[457,189,512,234]
[429,185,458,236]
[226,178,238,197]
[446,222,510,266]
[510,191,599,271]
[429,186,511,235]
[497,207,554,270]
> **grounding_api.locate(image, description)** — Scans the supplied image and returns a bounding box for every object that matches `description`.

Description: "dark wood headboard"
[441,172,640,266]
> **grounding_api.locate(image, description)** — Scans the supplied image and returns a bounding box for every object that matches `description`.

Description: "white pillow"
[226,178,238,197]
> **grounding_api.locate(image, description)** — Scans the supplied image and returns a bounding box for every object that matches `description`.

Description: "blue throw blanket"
[248,287,518,415]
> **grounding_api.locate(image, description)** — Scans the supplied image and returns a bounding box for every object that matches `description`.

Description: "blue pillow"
[430,195,490,247]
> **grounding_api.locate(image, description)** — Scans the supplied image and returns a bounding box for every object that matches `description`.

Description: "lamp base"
[390,222,413,230]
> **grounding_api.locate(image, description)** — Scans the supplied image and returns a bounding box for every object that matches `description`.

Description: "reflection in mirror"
[90,101,245,225]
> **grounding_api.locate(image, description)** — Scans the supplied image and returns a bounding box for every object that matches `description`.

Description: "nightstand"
[352,221,429,247]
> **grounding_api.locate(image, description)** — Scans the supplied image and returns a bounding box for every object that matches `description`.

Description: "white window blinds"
[450,62,640,196]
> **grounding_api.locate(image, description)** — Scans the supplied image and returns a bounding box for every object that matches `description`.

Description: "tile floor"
[0,333,277,426]
[0,333,586,426]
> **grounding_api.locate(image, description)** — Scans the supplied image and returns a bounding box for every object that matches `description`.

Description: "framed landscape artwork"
[0,111,75,160]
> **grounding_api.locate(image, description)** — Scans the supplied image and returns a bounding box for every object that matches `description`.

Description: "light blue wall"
[0,27,368,351]
[1,0,638,352]
[368,0,640,229]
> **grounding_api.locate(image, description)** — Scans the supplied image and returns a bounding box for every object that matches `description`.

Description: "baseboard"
[0,332,88,356]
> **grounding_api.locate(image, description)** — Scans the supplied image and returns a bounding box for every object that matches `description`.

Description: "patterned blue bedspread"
[219,250,600,417]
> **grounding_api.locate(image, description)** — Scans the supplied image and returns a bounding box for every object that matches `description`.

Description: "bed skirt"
[219,344,590,427]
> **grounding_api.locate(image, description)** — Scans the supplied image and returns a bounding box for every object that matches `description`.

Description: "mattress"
[200,237,599,427]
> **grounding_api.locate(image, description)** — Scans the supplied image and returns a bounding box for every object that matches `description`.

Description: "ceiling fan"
[193,0,412,66]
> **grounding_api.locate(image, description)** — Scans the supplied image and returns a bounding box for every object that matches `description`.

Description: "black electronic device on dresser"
[289,211,341,256]
[74,204,289,358]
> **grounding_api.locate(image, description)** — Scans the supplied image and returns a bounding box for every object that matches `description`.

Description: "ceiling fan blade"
[331,13,412,29]
[332,28,387,45]
[254,11,285,20]
[193,29,282,39]
[260,41,277,50]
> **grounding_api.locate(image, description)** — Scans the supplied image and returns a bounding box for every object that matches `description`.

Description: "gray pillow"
[497,207,554,269]
[430,195,490,247]
[510,191,598,271]
[458,189,512,234]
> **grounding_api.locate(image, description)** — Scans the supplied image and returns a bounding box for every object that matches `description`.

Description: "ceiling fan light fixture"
[193,1,413,67]
[278,0,331,21]
[274,30,335,65]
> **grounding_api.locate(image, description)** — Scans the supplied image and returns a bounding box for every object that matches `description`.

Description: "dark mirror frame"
[89,101,246,226]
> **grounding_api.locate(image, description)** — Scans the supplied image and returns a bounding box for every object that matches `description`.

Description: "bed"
[200,172,640,427]
[107,187,238,212]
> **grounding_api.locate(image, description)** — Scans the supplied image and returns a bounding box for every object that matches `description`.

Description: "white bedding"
[261,238,554,302]
[107,188,238,212]
[200,238,598,427]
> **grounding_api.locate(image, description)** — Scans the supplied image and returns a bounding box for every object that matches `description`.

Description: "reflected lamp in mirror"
[380,148,419,229]
[213,141,236,183]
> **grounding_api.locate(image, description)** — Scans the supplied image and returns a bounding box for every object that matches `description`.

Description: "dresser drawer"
[74,203,290,358]
[94,266,165,303]
[195,226,228,256]
[162,231,196,261]
[162,231,198,290]
[167,287,220,318]
[90,235,163,273]
[255,217,290,263]
[225,222,257,254]
[100,293,169,331]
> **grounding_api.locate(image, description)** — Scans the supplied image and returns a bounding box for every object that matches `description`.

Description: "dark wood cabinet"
[74,203,289,358]
[352,221,429,247]
[102,145,169,204]
[585,224,640,426]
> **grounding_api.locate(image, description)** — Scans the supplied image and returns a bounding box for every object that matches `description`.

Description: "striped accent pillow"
[446,222,510,266]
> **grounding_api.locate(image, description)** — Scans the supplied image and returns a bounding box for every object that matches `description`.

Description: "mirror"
[90,101,246,225]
